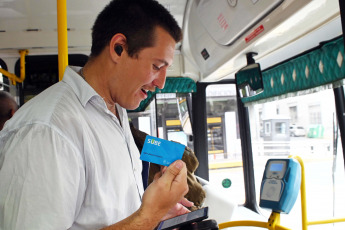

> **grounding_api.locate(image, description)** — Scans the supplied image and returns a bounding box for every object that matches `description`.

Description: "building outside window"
[309,104,322,124]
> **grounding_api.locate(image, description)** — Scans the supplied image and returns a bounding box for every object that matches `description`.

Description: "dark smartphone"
[157,207,209,230]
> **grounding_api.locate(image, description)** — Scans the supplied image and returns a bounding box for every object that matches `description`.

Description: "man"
[0,91,18,131]
[0,0,192,229]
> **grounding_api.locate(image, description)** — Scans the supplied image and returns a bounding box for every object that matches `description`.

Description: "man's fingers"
[169,161,183,176]
[153,171,162,181]
[161,166,167,174]
[161,160,185,185]
[179,198,194,208]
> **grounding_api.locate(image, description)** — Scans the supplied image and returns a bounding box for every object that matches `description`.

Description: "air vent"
[26,29,41,32]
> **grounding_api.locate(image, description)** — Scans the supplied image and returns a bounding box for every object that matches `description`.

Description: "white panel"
[202,184,237,224]
[196,0,283,45]
[181,0,340,82]
[138,117,151,136]
[166,52,182,77]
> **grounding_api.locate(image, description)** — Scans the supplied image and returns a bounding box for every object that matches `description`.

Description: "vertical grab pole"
[291,156,308,230]
[19,50,29,83]
[57,0,69,81]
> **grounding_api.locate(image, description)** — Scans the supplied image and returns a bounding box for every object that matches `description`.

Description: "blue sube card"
[140,135,185,166]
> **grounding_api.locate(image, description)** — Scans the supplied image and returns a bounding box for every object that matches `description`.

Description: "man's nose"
[153,69,167,90]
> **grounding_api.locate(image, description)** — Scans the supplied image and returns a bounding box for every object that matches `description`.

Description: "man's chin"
[123,102,141,111]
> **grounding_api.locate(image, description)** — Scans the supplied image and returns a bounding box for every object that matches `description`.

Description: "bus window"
[206,84,245,204]
[128,93,193,148]
[128,96,157,138]
[0,68,3,91]
[155,93,192,148]
[0,58,9,92]
[248,88,345,229]
[15,54,88,104]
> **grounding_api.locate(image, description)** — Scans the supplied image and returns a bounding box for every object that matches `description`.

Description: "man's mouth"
[141,88,148,96]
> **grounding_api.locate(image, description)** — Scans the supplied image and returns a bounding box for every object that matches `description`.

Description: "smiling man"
[82,26,175,113]
[0,0,192,229]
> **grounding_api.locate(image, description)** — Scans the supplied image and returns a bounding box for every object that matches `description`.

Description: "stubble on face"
[115,27,176,110]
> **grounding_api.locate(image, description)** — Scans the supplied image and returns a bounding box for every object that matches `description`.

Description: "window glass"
[206,84,245,204]
[128,93,193,149]
[128,98,157,137]
[155,93,192,148]
[129,88,245,205]
[249,89,345,229]
[0,70,3,91]
[0,58,9,92]
[16,54,88,104]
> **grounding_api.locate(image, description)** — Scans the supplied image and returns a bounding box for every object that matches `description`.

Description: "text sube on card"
[140,135,185,166]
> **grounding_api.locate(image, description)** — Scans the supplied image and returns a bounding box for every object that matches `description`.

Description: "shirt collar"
[62,66,99,108]
[63,66,125,123]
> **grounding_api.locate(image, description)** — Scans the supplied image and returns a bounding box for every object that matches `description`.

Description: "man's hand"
[161,198,194,221]
[140,160,189,223]
[101,160,190,230]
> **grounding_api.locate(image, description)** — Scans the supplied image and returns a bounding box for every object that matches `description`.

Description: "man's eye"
[153,64,160,70]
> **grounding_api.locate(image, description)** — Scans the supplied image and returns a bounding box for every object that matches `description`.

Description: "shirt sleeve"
[0,124,85,230]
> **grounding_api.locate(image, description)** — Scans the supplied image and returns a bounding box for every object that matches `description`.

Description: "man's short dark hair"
[91,0,182,58]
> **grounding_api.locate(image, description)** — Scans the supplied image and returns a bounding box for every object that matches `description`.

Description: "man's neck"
[79,62,120,121]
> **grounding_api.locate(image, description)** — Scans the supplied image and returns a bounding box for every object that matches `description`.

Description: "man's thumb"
[162,160,185,183]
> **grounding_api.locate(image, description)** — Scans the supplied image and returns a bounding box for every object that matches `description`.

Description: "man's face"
[114,26,176,110]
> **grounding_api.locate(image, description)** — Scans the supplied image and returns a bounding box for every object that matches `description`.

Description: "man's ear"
[109,33,127,62]
[10,108,16,118]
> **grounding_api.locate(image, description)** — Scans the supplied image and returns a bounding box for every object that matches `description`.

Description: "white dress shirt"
[0,66,144,230]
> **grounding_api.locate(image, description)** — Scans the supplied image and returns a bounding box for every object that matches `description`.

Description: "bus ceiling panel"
[181,0,341,82]
[196,0,284,46]
[0,0,106,31]
[0,0,186,30]
[0,0,104,52]
[0,0,187,54]
[0,30,92,52]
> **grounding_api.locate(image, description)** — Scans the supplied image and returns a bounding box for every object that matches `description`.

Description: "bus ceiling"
[181,0,342,82]
[0,0,342,83]
[0,0,188,78]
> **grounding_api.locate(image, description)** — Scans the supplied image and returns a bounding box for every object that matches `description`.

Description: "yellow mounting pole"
[57,0,68,81]
[0,68,16,85]
[0,50,28,85]
[19,50,28,83]
[267,212,291,230]
[290,155,308,230]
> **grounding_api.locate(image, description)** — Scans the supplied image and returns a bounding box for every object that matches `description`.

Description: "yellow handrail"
[219,212,290,230]
[219,220,269,229]
[290,155,345,230]
[0,50,29,85]
[57,0,68,81]
[309,217,345,226]
[1,0,68,84]
[218,155,345,229]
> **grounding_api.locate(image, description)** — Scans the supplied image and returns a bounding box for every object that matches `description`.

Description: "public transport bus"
[1,0,345,229]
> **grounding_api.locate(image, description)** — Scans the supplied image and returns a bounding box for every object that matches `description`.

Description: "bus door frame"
[192,79,258,212]
[336,0,345,168]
